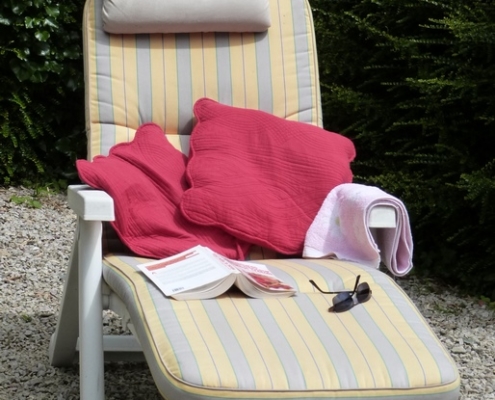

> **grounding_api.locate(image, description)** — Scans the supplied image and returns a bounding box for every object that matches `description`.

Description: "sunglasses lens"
[331,292,354,313]
[356,283,372,303]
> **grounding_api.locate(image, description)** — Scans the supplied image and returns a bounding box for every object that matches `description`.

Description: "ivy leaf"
[12,4,27,15]
[45,6,60,18]
[43,17,58,29]
[63,45,80,59]
[25,16,34,28]
[13,47,31,61]
[55,136,73,152]
[31,70,48,83]
[36,42,50,56]
[65,78,78,91]
[35,30,50,41]
[0,17,12,26]
[9,59,32,82]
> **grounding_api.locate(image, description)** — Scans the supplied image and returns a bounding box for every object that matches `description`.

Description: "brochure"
[137,245,296,300]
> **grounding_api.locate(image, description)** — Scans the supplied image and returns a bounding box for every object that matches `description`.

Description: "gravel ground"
[1,186,494,399]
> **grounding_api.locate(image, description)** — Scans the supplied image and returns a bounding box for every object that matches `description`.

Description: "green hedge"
[312,0,495,296]
[0,0,85,186]
[1,0,494,296]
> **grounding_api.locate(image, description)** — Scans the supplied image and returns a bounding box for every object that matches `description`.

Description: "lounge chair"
[49,0,461,399]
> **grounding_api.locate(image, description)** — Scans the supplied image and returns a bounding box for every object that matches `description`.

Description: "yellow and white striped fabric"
[83,0,460,398]
[103,255,460,399]
[84,0,321,159]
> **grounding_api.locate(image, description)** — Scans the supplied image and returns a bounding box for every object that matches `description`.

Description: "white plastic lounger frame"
[49,185,397,400]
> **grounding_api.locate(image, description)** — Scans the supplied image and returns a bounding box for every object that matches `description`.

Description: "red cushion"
[77,123,250,259]
[181,98,356,255]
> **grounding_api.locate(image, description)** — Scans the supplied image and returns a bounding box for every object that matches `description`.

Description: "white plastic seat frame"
[48,184,397,400]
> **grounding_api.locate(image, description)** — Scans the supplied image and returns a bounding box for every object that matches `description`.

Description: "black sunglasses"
[309,275,372,313]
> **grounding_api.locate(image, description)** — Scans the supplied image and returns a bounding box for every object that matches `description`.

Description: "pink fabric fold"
[76,123,250,260]
[303,183,413,276]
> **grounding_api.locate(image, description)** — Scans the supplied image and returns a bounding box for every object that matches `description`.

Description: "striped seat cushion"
[103,255,460,399]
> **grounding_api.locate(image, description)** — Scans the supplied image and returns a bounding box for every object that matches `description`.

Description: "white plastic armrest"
[368,206,396,228]
[68,184,115,221]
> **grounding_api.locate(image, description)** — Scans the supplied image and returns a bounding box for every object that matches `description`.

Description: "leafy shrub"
[0,0,85,186]
[311,0,495,296]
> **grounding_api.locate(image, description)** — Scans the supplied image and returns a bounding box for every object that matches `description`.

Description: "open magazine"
[137,245,296,300]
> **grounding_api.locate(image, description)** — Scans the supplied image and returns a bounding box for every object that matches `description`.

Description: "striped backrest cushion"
[83,0,322,158]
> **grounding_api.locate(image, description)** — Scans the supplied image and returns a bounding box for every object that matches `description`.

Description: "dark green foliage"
[312,0,495,296]
[0,0,85,186]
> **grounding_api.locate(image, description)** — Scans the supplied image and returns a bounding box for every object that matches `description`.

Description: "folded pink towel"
[303,183,413,276]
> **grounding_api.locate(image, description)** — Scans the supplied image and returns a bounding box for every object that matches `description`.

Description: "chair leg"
[49,226,80,366]
[78,218,105,400]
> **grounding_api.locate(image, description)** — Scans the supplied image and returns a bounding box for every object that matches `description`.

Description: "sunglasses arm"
[309,279,338,294]
[351,275,361,295]
[309,277,362,295]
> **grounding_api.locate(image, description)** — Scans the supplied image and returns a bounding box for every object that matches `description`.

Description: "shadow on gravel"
[0,310,162,400]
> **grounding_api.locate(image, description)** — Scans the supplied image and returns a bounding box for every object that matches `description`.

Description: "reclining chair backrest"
[84,0,322,159]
